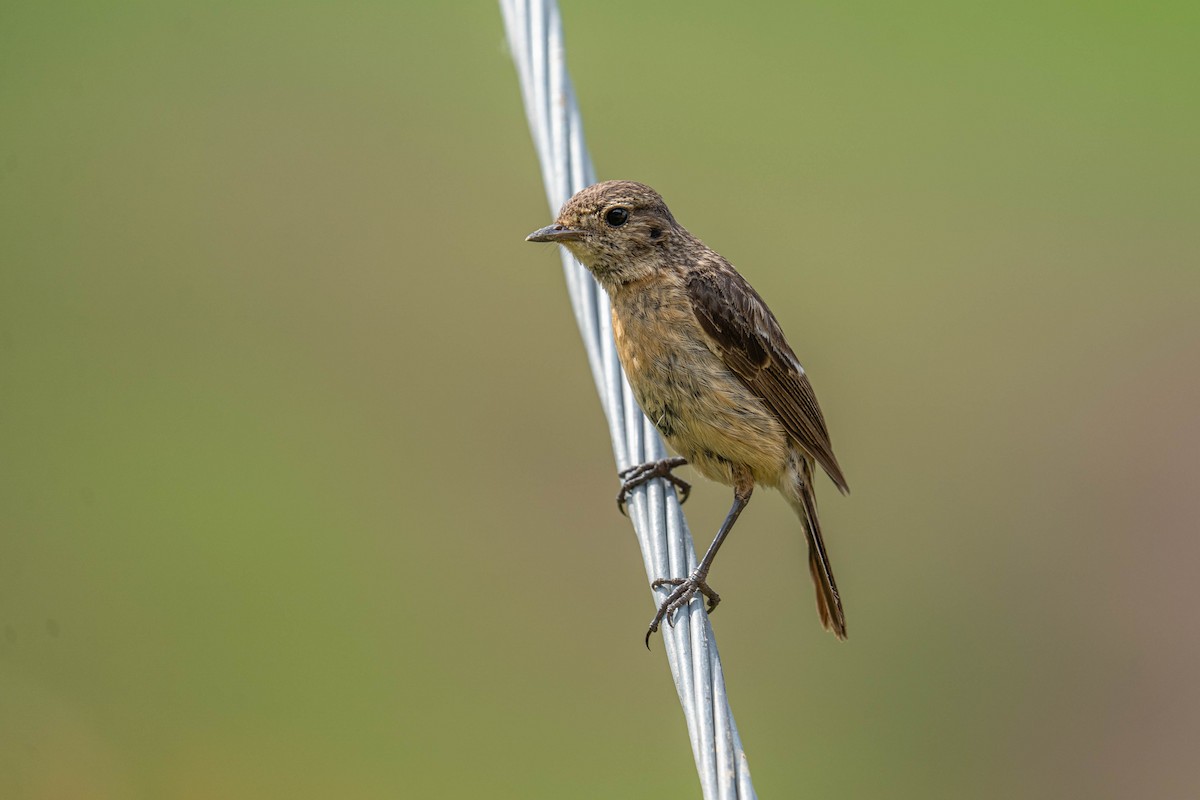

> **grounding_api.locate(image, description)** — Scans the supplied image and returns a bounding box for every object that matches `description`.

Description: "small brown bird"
[527,180,849,645]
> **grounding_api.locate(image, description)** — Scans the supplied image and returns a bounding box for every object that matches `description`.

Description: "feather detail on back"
[685,266,849,493]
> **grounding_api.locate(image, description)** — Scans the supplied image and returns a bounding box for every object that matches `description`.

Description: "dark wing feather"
[687,265,849,493]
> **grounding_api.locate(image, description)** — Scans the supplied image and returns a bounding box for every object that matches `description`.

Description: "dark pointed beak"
[526,224,585,243]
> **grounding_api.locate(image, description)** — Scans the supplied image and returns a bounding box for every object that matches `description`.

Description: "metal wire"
[499,2,757,797]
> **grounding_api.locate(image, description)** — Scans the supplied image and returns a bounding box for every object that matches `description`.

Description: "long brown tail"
[786,457,847,639]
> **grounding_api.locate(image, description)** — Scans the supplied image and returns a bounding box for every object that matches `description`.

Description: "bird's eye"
[604,207,629,227]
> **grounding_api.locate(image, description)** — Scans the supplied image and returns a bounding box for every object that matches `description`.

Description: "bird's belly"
[618,321,790,487]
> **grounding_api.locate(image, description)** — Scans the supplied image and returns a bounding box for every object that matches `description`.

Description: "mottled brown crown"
[558,180,670,221]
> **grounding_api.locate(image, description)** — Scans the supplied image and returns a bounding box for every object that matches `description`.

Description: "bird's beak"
[526,224,585,243]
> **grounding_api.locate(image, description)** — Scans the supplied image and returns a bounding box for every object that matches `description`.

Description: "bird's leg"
[616,456,690,515]
[645,475,754,648]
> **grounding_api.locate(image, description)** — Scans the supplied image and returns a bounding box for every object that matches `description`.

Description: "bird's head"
[526,180,682,287]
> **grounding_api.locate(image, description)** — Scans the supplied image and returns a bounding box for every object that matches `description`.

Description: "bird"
[526,180,849,645]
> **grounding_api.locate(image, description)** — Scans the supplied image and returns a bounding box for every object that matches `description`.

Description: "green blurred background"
[2,1,1197,797]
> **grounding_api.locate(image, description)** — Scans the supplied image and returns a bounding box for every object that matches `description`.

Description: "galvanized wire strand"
[499,2,756,797]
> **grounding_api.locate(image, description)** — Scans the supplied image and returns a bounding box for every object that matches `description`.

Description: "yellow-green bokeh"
[2,2,1197,798]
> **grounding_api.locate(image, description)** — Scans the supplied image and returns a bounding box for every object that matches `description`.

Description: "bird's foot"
[644,571,721,648]
[616,457,691,515]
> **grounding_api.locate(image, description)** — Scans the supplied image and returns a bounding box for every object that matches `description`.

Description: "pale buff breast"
[610,282,791,487]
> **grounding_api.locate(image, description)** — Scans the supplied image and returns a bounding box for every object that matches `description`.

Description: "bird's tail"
[783,457,847,639]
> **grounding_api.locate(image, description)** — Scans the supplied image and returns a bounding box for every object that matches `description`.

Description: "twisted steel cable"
[499,2,757,797]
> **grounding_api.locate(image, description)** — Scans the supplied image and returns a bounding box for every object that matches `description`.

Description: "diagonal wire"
[499,2,756,797]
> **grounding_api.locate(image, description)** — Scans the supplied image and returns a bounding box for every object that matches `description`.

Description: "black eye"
[604,207,629,227]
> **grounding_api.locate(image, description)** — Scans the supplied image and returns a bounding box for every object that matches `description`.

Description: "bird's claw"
[616,457,691,515]
[644,572,721,648]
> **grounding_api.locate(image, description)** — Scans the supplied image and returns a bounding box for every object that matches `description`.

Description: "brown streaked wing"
[686,265,849,493]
